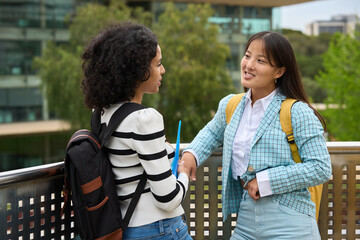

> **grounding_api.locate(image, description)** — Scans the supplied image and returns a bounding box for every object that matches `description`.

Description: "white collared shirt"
[232,88,278,197]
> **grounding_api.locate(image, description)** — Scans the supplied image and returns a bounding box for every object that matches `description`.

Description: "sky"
[281,0,360,32]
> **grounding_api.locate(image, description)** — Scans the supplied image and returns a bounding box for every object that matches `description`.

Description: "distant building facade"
[0,0,75,124]
[305,14,360,36]
[0,0,313,124]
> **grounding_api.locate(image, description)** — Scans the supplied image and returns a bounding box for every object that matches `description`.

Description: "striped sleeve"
[132,108,188,211]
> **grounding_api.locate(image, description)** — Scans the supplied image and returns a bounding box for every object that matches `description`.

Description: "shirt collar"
[245,88,279,111]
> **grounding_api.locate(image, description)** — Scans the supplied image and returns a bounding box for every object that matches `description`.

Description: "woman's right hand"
[247,178,260,201]
[177,161,190,179]
[180,152,197,181]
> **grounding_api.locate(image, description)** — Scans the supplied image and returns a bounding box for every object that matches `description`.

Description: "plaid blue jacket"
[187,91,332,220]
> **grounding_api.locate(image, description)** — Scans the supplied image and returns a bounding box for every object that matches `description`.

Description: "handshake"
[174,152,197,181]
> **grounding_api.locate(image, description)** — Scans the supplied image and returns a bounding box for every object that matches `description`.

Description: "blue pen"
[171,120,181,178]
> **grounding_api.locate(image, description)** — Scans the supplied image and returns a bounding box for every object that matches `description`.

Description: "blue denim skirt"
[230,191,321,240]
[123,215,192,240]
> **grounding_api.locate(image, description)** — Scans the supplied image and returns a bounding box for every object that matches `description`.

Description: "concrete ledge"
[0,120,71,137]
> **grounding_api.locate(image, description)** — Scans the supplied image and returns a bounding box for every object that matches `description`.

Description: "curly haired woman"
[81,22,192,240]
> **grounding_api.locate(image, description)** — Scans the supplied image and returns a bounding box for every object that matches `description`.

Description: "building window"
[242,7,272,35]
[0,0,74,28]
[0,0,41,27]
[226,43,240,71]
[241,18,271,35]
[319,25,344,34]
[210,5,241,34]
[272,8,281,31]
[0,41,41,75]
[0,88,43,123]
[45,0,75,28]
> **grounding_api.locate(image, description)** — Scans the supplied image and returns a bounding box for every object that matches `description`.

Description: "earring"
[275,78,277,84]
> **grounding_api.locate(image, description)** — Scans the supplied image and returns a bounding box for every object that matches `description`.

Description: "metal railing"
[1,142,359,240]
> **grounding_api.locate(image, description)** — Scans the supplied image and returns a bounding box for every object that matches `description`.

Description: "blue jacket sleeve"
[268,101,332,194]
[185,94,234,165]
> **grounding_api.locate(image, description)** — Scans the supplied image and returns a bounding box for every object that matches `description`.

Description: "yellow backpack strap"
[280,99,301,163]
[280,99,323,221]
[225,93,245,124]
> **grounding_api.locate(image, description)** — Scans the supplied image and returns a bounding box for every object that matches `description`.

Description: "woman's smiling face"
[241,39,285,98]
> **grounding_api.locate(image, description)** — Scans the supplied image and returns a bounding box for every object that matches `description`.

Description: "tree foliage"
[34,1,152,128]
[34,1,235,142]
[153,3,235,142]
[282,29,331,102]
[283,29,331,102]
[34,43,85,127]
[316,32,360,140]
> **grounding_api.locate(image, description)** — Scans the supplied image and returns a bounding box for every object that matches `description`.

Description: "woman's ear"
[276,67,286,78]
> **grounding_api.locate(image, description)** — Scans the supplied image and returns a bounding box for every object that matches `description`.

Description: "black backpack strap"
[96,102,147,230]
[91,108,102,137]
[122,171,147,231]
[101,102,146,146]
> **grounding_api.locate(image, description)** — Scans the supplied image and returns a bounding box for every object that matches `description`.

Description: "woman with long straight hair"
[181,31,331,239]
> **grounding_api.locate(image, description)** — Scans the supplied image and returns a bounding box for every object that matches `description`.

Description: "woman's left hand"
[247,178,260,201]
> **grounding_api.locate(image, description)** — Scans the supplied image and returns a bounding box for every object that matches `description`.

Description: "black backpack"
[61,102,147,240]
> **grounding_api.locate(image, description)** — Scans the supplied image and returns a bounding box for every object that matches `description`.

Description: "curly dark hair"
[81,22,158,110]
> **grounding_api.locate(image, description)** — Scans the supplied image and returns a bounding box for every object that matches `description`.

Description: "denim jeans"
[230,191,321,240]
[123,215,193,240]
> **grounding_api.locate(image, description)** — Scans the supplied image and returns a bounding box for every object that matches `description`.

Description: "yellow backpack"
[225,93,323,221]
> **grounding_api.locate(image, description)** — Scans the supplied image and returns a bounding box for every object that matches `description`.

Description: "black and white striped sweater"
[102,103,189,227]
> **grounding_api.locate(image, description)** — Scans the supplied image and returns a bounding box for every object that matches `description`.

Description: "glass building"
[0,0,314,171]
[128,1,283,89]
[0,0,77,123]
[0,0,312,124]
[305,14,360,36]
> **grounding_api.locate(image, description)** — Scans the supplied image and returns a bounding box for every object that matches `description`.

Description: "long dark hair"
[81,22,158,110]
[244,31,326,129]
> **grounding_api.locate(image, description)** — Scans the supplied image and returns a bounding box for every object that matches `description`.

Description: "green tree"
[316,32,360,140]
[35,1,234,142]
[153,3,235,142]
[283,30,331,102]
[34,1,151,128]
[34,43,85,127]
